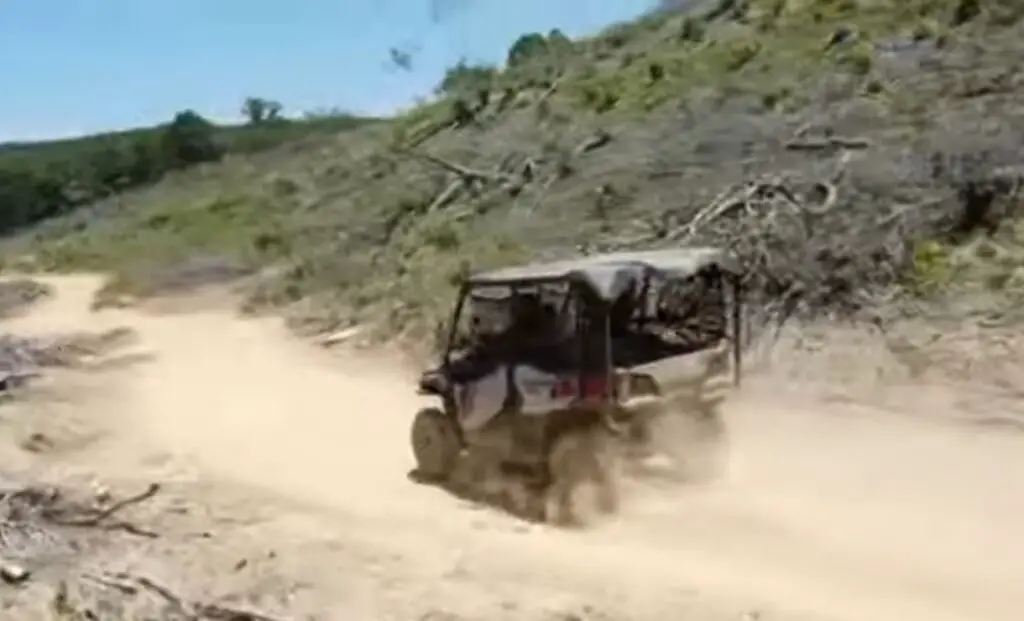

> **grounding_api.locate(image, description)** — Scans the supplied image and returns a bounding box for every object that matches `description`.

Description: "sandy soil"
[2,273,1023,621]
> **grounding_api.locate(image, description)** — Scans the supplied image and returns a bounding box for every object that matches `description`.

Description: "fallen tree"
[581,140,1024,336]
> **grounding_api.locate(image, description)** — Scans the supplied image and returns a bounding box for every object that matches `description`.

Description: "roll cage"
[440,248,744,387]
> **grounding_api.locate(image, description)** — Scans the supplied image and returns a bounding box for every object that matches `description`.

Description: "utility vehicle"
[410,248,743,521]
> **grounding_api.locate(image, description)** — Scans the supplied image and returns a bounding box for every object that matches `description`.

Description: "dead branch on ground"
[0,481,162,544]
[573,130,613,156]
[82,572,286,621]
[784,136,871,151]
[590,155,1024,340]
[43,482,161,538]
[408,150,512,185]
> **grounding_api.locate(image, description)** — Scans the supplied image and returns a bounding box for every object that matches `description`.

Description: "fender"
[417,370,449,396]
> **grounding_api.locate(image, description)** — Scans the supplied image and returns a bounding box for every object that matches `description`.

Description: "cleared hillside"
[6,0,1024,347]
[0,108,378,236]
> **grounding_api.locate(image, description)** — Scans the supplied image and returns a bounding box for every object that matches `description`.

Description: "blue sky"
[0,0,656,142]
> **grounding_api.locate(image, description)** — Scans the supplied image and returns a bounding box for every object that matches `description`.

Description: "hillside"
[4,5,1024,618]
[6,0,1024,347]
[0,107,378,235]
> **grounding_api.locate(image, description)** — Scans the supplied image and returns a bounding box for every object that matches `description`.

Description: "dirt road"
[6,274,1024,621]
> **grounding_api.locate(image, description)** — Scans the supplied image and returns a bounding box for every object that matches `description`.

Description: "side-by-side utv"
[410,248,744,520]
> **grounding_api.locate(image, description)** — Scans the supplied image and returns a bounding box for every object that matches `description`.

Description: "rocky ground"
[0,275,1020,621]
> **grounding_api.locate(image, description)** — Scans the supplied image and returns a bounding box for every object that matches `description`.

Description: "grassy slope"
[0,114,378,162]
[6,0,1024,344]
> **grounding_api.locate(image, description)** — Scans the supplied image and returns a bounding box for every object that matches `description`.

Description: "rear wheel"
[639,394,728,483]
[679,403,727,481]
[411,407,461,481]
[546,424,621,526]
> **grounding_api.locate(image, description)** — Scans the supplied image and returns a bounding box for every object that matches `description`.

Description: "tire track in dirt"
[8,274,1024,621]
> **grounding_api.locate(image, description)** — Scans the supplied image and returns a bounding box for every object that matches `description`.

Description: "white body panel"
[456,365,573,431]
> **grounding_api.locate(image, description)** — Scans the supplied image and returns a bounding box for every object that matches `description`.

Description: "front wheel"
[410,407,461,481]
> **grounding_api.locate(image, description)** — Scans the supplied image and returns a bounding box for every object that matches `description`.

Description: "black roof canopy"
[466,248,737,301]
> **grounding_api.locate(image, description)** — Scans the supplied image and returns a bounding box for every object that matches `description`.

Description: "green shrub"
[836,42,874,75]
[911,239,953,293]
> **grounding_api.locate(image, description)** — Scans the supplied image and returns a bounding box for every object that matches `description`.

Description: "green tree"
[160,110,223,168]
[0,163,68,231]
[547,29,573,54]
[505,30,574,74]
[506,32,548,68]
[125,136,164,185]
[437,60,496,95]
[86,139,134,191]
[241,97,284,124]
